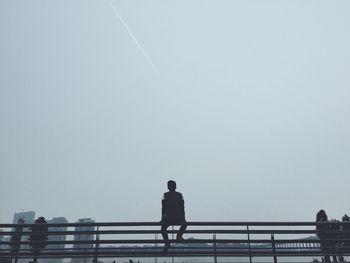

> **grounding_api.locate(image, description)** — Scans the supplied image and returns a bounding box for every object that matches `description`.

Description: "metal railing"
[1,221,350,262]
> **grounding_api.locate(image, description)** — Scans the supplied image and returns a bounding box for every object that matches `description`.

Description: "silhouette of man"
[341,214,350,256]
[316,209,331,262]
[161,180,187,252]
[29,217,48,263]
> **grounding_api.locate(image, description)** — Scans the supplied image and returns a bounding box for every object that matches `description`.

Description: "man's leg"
[161,222,170,249]
[161,222,170,243]
[176,221,187,240]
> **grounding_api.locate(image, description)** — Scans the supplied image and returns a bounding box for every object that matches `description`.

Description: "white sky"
[0,0,350,224]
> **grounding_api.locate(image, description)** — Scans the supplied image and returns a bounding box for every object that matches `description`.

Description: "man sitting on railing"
[161,180,187,252]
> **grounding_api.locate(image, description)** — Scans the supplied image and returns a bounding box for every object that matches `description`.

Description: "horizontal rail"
[3,230,350,236]
[0,230,329,235]
[1,251,350,257]
[1,239,338,245]
[2,221,350,228]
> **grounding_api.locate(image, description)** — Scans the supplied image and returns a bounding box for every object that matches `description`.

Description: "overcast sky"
[1,0,350,224]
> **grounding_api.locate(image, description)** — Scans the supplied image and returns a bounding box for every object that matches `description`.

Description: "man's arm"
[180,193,185,220]
[161,194,166,221]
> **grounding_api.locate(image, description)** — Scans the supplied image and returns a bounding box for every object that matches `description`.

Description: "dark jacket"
[161,191,185,223]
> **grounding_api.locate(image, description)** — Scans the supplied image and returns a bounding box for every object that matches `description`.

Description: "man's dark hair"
[316,209,328,222]
[167,180,176,191]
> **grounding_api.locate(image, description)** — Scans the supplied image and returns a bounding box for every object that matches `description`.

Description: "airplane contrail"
[106,0,160,74]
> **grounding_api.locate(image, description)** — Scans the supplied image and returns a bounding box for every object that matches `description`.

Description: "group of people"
[316,209,350,262]
[10,216,49,263]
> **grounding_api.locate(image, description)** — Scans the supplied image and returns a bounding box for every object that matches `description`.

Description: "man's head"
[316,209,328,221]
[35,217,46,223]
[167,180,177,191]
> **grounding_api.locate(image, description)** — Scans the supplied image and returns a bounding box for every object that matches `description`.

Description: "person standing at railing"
[329,219,341,262]
[29,217,48,263]
[160,180,187,252]
[10,218,25,263]
[316,209,331,262]
[340,214,350,258]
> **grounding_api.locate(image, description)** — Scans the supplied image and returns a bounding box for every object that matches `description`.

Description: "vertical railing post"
[83,234,87,263]
[155,233,158,263]
[93,227,100,263]
[213,233,217,263]
[172,225,174,263]
[271,234,277,263]
[247,226,252,263]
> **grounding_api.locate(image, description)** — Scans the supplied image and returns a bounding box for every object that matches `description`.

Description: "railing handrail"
[2,221,350,228]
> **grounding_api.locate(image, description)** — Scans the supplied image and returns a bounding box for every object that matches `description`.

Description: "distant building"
[12,211,35,224]
[12,211,36,263]
[71,218,95,263]
[45,217,69,263]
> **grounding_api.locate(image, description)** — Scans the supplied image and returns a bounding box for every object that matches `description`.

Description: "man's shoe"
[176,235,185,241]
[162,243,171,253]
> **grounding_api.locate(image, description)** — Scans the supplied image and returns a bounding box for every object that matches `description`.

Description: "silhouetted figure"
[329,219,341,262]
[161,180,187,252]
[10,218,25,263]
[29,217,48,263]
[340,214,350,258]
[316,210,330,262]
